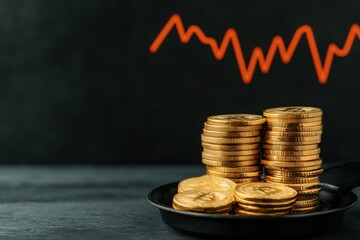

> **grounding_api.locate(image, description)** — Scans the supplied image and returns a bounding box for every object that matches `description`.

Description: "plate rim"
[148,181,358,219]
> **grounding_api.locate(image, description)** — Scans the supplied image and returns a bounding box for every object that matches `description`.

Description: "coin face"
[235,182,297,202]
[207,114,266,126]
[177,175,236,194]
[263,106,323,119]
[173,189,234,212]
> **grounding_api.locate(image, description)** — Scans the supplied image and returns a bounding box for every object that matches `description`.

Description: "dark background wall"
[0,0,359,164]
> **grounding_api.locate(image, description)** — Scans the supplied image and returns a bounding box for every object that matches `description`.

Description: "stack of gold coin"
[177,175,236,195]
[234,182,297,215]
[201,114,266,183]
[173,189,234,213]
[261,106,323,213]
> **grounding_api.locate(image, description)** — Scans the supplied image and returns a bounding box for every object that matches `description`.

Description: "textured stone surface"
[0,165,358,239]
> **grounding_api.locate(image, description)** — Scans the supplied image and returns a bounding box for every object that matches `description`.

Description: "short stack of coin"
[173,189,234,214]
[234,182,297,215]
[174,175,236,214]
[177,175,236,195]
[201,114,266,183]
[261,106,323,214]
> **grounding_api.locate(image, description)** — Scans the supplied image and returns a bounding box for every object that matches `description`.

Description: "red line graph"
[149,14,360,84]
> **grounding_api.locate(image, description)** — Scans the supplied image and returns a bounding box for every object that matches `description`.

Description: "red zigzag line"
[149,14,360,84]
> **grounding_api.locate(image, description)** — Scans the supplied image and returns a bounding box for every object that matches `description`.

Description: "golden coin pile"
[261,106,323,213]
[234,182,297,215]
[174,175,236,213]
[177,175,236,195]
[201,114,266,183]
[173,189,234,213]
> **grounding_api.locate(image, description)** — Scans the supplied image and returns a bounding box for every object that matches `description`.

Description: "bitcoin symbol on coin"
[194,192,217,203]
[252,186,282,195]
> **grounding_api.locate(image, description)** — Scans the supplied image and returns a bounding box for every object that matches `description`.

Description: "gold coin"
[263,148,320,156]
[236,202,293,213]
[227,177,261,183]
[262,144,319,151]
[206,170,261,178]
[202,152,259,161]
[206,165,261,173]
[290,205,319,214]
[260,159,322,167]
[202,159,259,167]
[266,117,322,123]
[266,169,324,177]
[234,182,297,202]
[262,154,320,161]
[263,106,323,119]
[207,114,266,126]
[264,130,322,137]
[201,134,261,144]
[265,175,320,184]
[177,175,236,194]
[272,182,320,191]
[173,190,234,212]
[297,187,321,195]
[235,197,296,207]
[266,121,322,127]
[203,148,261,156]
[172,201,233,213]
[264,135,321,142]
[202,142,260,151]
[204,122,264,131]
[203,128,261,138]
[234,208,289,215]
[265,125,323,132]
[263,139,321,145]
[294,195,320,208]
[264,165,322,171]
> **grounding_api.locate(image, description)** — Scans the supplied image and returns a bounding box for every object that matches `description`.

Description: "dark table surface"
[0,164,359,240]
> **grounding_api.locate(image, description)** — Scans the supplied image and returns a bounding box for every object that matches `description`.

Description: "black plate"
[148,181,357,238]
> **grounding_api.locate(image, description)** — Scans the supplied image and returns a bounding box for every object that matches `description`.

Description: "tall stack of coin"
[201,114,266,183]
[234,182,297,215]
[261,106,323,214]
